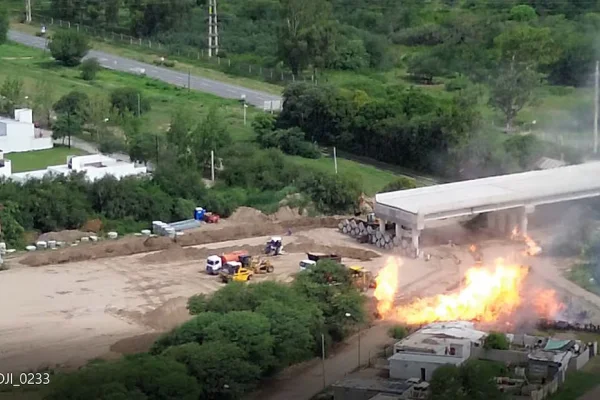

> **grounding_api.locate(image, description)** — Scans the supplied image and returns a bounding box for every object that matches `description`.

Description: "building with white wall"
[8,154,147,182]
[0,109,53,153]
[0,150,12,178]
[388,321,487,381]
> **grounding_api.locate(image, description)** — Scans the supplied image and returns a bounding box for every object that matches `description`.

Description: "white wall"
[0,122,53,153]
[389,359,457,381]
[14,109,33,124]
[0,159,12,178]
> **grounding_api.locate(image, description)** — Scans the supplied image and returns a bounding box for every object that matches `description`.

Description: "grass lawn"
[10,22,284,96]
[548,356,600,400]
[0,41,404,194]
[6,147,88,172]
[565,263,600,296]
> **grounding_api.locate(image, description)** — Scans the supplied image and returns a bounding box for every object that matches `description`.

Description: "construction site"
[2,195,600,380]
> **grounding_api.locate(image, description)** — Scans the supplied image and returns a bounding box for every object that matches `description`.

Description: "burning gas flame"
[374,258,399,316]
[532,288,565,319]
[374,257,561,325]
[511,227,542,256]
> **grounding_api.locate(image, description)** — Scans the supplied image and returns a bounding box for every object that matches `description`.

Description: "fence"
[31,14,317,85]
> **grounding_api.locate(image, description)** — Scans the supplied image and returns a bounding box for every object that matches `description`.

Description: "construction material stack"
[338,218,418,258]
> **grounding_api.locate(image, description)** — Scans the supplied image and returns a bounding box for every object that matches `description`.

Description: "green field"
[0,41,401,194]
[6,147,88,172]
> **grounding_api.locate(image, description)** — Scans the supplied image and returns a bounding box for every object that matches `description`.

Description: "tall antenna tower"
[208,0,219,58]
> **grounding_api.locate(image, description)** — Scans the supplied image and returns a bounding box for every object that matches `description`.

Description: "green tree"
[278,0,330,75]
[380,177,417,193]
[164,342,261,400]
[48,30,90,66]
[483,332,510,350]
[52,112,84,145]
[0,6,8,45]
[110,87,151,116]
[31,80,56,128]
[388,325,408,340]
[0,201,26,248]
[54,90,90,120]
[406,51,445,84]
[510,5,537,22]
[297,170,360,214]
[187,294,208,315]
[81,57,101,81]
[45,354,201,400]
[151,312,224,354]
[0,77,24,116]
[203,311,276,373]
[430,364,465,400]
[189,108,231,170]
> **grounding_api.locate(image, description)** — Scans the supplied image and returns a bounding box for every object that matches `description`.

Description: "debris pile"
[338,218,417,257]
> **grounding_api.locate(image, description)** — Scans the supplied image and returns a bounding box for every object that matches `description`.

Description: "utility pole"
[321,334,326,389]
[208,0,219,58]
[25,0,32,23]
[210,150,215,182]
[594,60,599,154]
[333,146,338,174]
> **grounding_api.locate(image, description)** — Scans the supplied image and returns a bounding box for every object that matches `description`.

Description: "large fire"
[374,257,562,325]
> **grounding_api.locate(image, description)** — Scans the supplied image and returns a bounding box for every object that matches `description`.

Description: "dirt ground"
[3,206,600,377]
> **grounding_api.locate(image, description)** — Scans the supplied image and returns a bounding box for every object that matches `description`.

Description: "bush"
[80,57,100,81]
[153,59,176,68]
[484,332,509,350]
[297,170,361,214]
[48,30,90,66]
[0,6,7,45]
[388,325,409,340]
[380,177,417,193]
[110,87,151,116]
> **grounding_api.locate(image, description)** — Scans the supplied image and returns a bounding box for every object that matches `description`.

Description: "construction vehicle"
[219,261,253,283]
[348,266,377,292]
[239,255,275,274]
[264,236,283,256]
[299,253,342,271]
[203,212,220,224]
[206,250,249,275]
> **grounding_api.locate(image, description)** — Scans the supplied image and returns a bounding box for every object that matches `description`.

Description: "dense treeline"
[45,261,367,400]
[38,0,600,82]
[272,82,580,179]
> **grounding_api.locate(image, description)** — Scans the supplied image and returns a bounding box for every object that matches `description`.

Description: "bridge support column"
[507,211,518,237]
[519,207,528,237]
[497,211,507,235]
[379,219,386,233]
[487,212,497,230]
[411,225,421,258]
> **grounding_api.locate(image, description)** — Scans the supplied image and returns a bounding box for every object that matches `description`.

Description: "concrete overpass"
[374,162,600,254]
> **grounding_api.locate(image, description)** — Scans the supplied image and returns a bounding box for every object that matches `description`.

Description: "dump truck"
[348,266,377,292]
[219,261,253,283]
[240,255,275,274]
[299,253,342,271]
[206,250,249,275]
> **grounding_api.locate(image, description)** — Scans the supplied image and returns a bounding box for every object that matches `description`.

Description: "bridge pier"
[485,205,535,237]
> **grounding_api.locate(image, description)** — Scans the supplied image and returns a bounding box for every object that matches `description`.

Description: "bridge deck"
[375,162,600,223]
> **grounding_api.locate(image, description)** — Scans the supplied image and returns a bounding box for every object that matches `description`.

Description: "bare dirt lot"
[3,206,600,377]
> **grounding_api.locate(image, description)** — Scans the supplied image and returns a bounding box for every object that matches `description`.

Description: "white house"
[8,154,148,182]
[0,150,12,178]
[388,321,487,381]
[0,109,53,153]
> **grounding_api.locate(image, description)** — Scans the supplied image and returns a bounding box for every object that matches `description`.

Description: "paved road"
[8,30,282,108]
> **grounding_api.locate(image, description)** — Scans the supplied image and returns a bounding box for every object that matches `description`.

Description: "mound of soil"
[228,207,270,224]
[270,206,301,222]
[20,216,344,267]
[37,230,95,243]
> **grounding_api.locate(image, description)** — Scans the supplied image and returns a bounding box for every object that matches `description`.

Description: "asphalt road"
[8,30,282,108]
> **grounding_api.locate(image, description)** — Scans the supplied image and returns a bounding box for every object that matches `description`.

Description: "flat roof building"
[0,109,53,153]
[389,321,486,382]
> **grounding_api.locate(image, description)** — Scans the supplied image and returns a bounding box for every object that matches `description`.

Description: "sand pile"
[20,216,344,267]
[37,230,96,243]
[228,207,270,224]
[270,206,302,221]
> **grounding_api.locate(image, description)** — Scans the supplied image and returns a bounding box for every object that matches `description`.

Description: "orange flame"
[374,258,559,325]
[532,288,565,319]
[374,258,399,316]
[511,227,542,256]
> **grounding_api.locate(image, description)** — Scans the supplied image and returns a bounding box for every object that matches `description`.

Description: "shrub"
[48,30,90,66]
[388,325,409,340]
[380,177,417,193]
[110,87,151,116]
[484,332,509,350]
[80,57,100,81]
